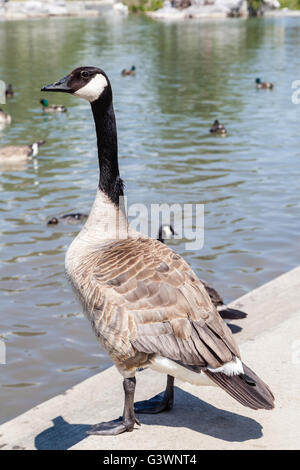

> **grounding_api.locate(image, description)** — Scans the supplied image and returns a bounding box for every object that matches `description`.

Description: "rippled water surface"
[0,15,299,423]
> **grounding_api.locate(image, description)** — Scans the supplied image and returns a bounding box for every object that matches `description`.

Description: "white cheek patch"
[162,225,173,239]
[31,143,39,157]
[74,74,108,102]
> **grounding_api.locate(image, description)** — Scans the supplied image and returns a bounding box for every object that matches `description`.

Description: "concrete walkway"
[1,267,300,450]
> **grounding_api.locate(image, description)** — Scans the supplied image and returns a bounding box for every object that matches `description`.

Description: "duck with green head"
[40,98,67,113]
[121,66,136,77]
[255,78,274,89]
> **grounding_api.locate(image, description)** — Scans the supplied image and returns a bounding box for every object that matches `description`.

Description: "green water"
[0,15,299,423]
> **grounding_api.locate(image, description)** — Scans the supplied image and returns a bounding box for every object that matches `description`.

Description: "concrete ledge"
[0,267,300,450]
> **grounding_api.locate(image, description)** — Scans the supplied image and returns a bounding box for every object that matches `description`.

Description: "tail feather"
[205,362,274,410]
[218,307,247,321]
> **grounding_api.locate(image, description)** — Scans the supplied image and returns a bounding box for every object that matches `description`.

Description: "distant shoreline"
[1,1,300,22]
[0,0,128,20]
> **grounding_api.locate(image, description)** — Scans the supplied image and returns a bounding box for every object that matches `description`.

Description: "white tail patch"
[207,357,244,376]
[74,74,108,103]
[150,355,216,387]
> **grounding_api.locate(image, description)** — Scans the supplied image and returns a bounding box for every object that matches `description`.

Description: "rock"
[113,1,129,15]
[0,0,129,19]
[46,5,68,16]
[148,1,186,19]
[171,0,192,9]
[149,0,251,20]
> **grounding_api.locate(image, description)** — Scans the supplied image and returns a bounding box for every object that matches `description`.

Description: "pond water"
[0,14,299,424]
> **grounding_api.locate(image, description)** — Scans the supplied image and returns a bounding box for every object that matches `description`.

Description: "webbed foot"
[134,393,173,414]
[134,375,174,414]
[87,416,140,436]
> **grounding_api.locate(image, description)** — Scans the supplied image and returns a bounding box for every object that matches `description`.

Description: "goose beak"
[41,75,72,93]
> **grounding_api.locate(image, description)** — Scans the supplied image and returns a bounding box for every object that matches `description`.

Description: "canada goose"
[255,78,274,89]
[42,67,274,435]
[47,213,88,225]
[0,140,45,161]
[157,224,247,324]
[210,120,227,136]
[121,66,136,77]
[0,109,12,126]
[157,224,176,243]
[40,98,67,113]
[5,84,14,99]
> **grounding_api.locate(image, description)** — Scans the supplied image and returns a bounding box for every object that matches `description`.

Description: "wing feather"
[71,236,240,370]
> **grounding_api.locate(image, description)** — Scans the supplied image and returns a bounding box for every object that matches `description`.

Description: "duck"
[40,98,67,113]
[0,109,12,126]
[47,213,88,225]
[255,78,274,89]
[42,66,274,435]
[121,66,136,77]
[0,140,45,161]
[5,84,14,99]
[210,119,227,136]
[157,224,247,325]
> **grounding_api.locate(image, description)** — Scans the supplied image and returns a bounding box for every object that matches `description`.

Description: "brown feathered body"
[0,145,33,160]
[65,191,241,379]
[0,109,12,126]
[0,141,45,161]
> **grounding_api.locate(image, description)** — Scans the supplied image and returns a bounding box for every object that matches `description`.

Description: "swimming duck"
[5,84,14,99]
[0,109,12,126]
[210,119,227,135]
[47,213,88,225]
[157,224,247,324]
[255,78,274,89]
[0,140,45,161]
[42,66,274,435]
[121,66,136,77]
[40,99,67,113]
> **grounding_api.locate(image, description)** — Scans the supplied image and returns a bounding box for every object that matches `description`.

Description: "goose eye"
[81,71,89,79]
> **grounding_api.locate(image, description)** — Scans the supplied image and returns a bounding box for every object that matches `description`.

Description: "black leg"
[134,374,174,414]
[87,377,140,436]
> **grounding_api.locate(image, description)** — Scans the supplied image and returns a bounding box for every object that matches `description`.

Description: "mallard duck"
[210,119,227,136]
[5,84,14,99]
[255,78,274,89]
[47,213,88,225]
[157,224,247,324]
[41,66,274,435]
[40,99,67,113]
[0,140,45,161]
[0,109,12,126]
[121,66,136,77]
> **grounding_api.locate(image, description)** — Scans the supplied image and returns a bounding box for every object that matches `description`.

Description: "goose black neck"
[157,226,164,244]
[91,98,123,206]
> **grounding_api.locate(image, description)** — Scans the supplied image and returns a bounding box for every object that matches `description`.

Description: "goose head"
[158,224,176,243]
[41,66,111,104]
